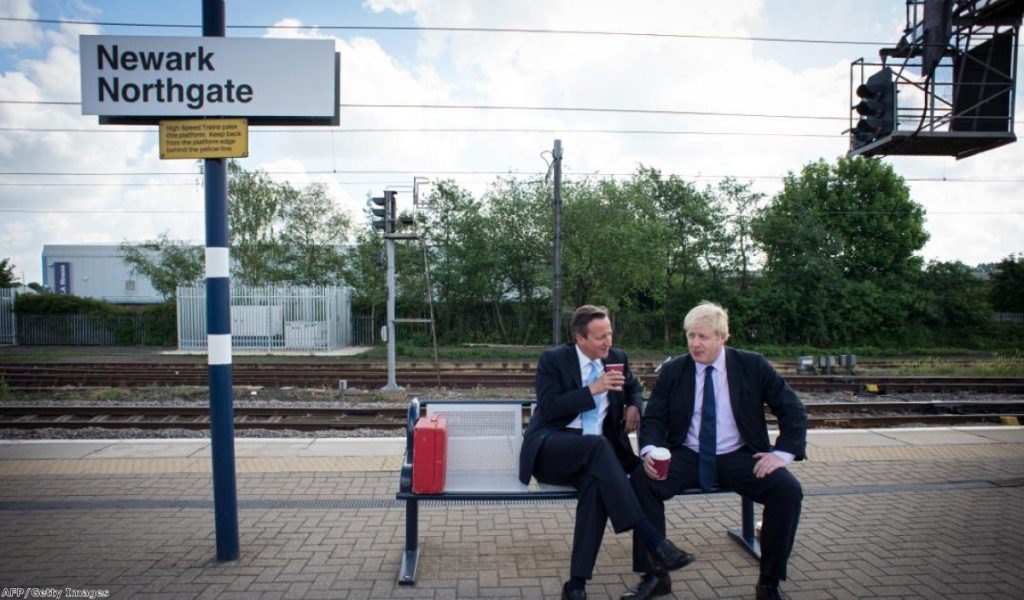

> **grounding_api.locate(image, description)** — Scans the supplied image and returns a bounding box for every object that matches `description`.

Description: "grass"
[90,388,129,401]
[0,350,64,362]
[879,357,1024,377]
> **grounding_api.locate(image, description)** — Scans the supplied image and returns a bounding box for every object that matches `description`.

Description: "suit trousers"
[630,446,802,580]
[532,430,644,579]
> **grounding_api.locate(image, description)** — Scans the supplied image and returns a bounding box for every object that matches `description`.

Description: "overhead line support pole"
[552,139,563,345]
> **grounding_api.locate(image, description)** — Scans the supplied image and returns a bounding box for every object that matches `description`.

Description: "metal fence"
[350,315,381,347]
[0,288,14,345]
[16,314,154,345]
[177,284,354,352]
[994,312,1024,325]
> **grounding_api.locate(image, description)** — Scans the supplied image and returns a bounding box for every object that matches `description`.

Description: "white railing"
[0,288,15,345]
[177,284,353,352]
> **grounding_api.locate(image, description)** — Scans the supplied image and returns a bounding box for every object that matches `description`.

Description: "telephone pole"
[552,139,563,345]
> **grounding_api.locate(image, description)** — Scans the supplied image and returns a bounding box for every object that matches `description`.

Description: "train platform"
[1,427,1022,599]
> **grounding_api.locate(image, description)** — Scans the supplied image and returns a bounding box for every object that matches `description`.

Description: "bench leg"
[727,496,762,560]
[398,499,421,585]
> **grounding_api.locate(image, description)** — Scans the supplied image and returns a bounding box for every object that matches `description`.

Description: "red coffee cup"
[650,447,671,479]
[604,363,624,391]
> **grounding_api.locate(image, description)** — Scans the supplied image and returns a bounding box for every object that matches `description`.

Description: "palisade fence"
[177,284,354,352]
[994,312,1024,325]
[350,315,380,347]
[0,288,15,345]
[16,313,155,345]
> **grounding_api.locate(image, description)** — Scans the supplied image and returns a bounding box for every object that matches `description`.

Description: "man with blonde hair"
[622,301,807,600]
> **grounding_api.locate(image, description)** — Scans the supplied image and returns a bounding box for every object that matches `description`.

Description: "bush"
[14,293,177,346]
[15,292,129,315]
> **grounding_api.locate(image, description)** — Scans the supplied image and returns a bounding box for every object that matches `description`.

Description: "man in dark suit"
[623,301,806,600]
[520,305,694,600]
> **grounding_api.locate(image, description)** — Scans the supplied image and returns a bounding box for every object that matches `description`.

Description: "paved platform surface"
[1,427,1022,599]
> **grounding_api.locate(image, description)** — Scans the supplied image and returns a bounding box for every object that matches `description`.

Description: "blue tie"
[581,361,602,435]
[698,365,717,490]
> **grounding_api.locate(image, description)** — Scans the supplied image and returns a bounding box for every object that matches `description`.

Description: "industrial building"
[41,244,164,304]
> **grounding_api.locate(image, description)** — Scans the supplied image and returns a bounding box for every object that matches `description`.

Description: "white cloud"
[363,0,419,16]
[0,0,43,48]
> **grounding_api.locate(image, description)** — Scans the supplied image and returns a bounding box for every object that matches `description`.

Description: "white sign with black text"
[80,35,338,124]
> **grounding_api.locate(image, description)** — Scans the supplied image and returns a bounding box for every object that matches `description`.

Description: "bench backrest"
[425,402,527,492]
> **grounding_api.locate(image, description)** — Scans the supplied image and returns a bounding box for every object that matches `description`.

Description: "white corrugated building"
[41,244,164,304]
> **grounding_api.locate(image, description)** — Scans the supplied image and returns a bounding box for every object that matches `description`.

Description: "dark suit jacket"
[518,344,644,484]
[639,348,807,459]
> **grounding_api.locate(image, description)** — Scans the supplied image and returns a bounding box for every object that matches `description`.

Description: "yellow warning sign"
[159,118,248,159]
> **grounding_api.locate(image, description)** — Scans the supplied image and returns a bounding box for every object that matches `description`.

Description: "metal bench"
[395,397,761,585]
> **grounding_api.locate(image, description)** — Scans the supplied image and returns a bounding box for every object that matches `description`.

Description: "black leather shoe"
[649,538,695,572]
[755,582,784,600]
[621,573,671,599]
[562,582,587,600]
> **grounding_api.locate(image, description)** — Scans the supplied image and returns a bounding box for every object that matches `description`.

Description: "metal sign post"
[202,0,238,562]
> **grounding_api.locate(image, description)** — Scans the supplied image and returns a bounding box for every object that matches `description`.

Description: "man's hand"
[752,452,786,478]
[589,369,625,394]
[641,451,666,480]
[623,405,640,433]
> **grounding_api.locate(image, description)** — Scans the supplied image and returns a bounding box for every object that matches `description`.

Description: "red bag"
[412,415,448,494]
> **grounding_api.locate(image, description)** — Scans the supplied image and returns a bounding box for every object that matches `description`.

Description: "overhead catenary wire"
[0,98,846,122]
[0,16,895,46]
[1,207,1019,216]
[1,169,1022,184]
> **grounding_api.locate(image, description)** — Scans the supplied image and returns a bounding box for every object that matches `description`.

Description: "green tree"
[990,254,1024,312]
[753,157,928,346]
[0,258,16,288]
[278,183,351,286]
[228,161,285,284]
[758,158,927,280]
[917,260,991,332]
[342,226,386,341]
[560,178,663,313]
[484,178,551,342]
[626,167,715,343]
[119,233,203,299]
[420,180,500,340]
[717,177,765,292]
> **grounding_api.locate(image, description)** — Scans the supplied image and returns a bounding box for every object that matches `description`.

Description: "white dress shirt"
[684,350,743,455]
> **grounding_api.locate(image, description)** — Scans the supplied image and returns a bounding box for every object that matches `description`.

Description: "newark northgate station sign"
[80,35,339,126]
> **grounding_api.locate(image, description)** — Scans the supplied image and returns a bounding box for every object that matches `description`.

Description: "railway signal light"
[370,195,388,232]
[852,67,896,149]
[383,190,398,234]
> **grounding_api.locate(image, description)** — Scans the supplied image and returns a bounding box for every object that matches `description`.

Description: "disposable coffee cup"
[604,363,624,390]
[650,447,671,479]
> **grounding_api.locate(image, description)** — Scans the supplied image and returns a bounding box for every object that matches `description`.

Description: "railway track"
[2,363,1023,393]
[1,401,1021,431]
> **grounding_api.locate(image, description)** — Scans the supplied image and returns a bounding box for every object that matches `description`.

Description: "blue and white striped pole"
[203,0,239,562]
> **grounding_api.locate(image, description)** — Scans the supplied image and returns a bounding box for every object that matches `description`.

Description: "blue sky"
[1,0,1021,284]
